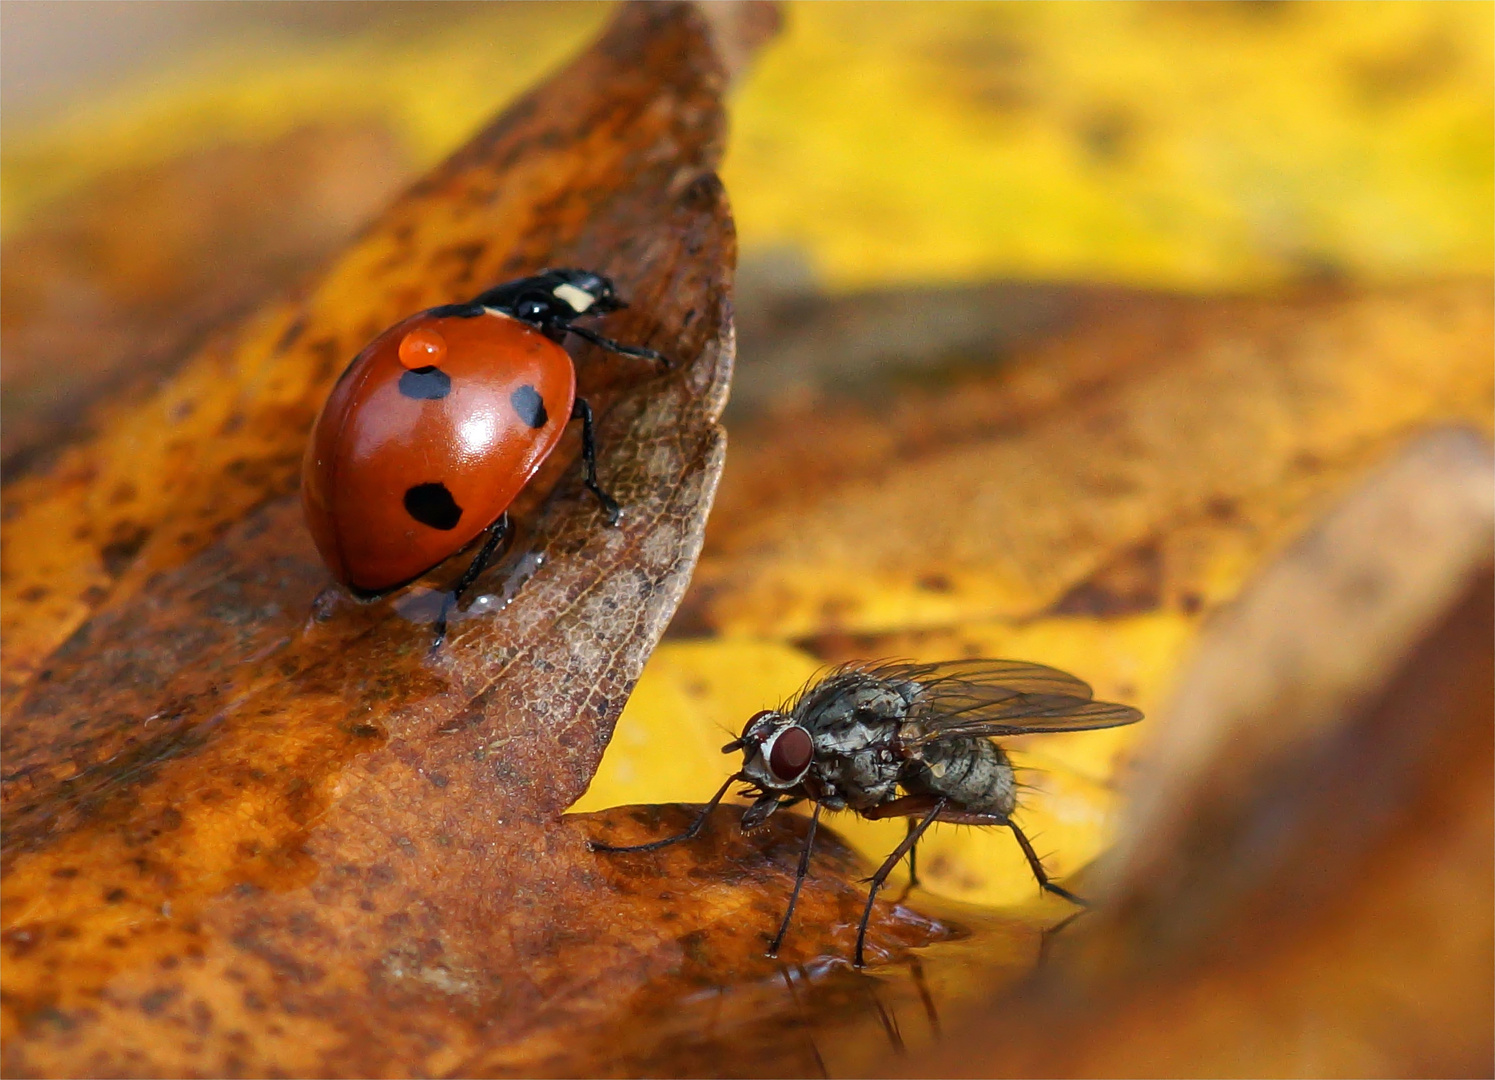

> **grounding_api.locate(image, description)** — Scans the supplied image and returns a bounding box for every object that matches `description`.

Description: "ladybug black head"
[544,268,624,316]
[467,269,624,337]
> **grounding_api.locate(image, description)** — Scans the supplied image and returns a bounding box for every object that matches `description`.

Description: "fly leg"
[589,773,739,853]
[888,819,922,905]
[1008,819,1088,907]
[767,802,821,957]
[566,323,670,368]
[905,818,921,889]
[432,513,509,649]
[572,399,621,525]
[865,795,941,897]
[855,797,947,968]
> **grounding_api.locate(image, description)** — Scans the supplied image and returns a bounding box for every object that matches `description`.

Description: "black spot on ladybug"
[510,385,548,428]
[398,367,451,400]
[403,483,463,530]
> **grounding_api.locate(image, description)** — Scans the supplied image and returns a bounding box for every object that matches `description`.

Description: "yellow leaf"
[725,1,1494,290]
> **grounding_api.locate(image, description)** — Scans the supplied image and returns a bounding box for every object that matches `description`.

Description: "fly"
[591,659,1143,967]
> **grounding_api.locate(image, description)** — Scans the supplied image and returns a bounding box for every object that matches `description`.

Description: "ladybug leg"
[431,513,510,648]
[565,324,670,369]
[572,399,622,525]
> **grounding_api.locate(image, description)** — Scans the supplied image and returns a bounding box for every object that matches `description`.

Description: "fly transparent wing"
[869,659,1143,743]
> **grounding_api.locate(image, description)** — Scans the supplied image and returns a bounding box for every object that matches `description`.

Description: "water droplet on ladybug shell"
[399,326,447,369]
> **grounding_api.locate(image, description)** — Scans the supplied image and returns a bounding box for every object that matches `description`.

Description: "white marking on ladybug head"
[552,282,596,313]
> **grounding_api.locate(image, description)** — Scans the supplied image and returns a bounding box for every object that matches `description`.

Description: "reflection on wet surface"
[523,887,1059,1078]
[392,547,548,629]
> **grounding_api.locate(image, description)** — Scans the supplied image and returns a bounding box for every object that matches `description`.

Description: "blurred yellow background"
[6,1,1490,288]
[4,0,1490,908]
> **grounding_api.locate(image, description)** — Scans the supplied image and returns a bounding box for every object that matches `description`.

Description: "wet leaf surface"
[0,6,950,1076]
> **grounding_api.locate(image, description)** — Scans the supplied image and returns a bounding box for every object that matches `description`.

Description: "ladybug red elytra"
[301,269,666,643]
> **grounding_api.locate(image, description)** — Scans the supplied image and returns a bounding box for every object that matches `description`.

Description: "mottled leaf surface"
[1,6,942,1077]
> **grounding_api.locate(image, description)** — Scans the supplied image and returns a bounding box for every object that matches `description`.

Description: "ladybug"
[302,269,666,643]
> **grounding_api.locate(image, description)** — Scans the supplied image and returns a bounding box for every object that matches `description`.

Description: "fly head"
[727,710,816,819]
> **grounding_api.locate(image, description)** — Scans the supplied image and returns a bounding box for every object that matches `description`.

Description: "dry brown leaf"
[1,123,411,472]
[0,6,948,1076]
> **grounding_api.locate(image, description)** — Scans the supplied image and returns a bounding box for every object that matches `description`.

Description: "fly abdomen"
[901,736,1016,818]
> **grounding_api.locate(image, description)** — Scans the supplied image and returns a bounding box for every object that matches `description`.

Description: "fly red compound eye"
[765,725,813,784]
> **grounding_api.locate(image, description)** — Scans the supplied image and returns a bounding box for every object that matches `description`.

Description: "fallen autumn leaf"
[2,6,944,1076]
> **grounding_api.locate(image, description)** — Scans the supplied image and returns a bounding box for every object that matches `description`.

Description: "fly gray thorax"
[793,676,910,743]
[791,673,913,811]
